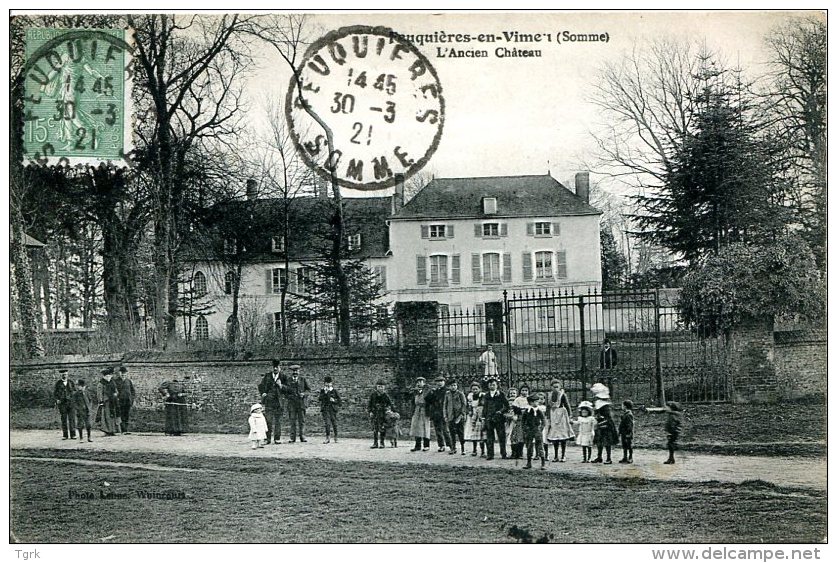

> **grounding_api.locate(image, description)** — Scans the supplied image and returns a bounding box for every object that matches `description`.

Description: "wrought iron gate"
[436,288,729,406]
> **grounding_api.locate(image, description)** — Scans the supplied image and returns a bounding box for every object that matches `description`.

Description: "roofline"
[389,211,602,221]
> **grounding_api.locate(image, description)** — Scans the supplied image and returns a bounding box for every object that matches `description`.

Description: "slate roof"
[393,174,600,219]
[180,196,391,262]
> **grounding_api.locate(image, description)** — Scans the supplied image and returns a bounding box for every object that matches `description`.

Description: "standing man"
[427,376,452,453]
[600,339,618,369]
[482,376,509,460]
[478,344,499,378]
[444,380,467,455]
[114,366,136,434]
[258,359,285,444]
[53,369,76,440]
[284,365,310,443]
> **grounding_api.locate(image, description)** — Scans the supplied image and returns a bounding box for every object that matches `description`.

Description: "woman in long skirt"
[463,381,485,457]
[160,379,187,436]
[546,379,575,462]
[409,376,432,451]
[96,367,119,436]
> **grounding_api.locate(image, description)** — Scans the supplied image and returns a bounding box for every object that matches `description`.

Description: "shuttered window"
[430,255,448,286]
[471,253,481,283]
[522,252,533,281]
[556,251,568,279]
[503,253,512,283]
[451,255,461,284]
[416,255,427,285]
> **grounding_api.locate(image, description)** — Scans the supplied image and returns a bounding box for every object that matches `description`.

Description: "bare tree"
[241,15,356,345]
[128,13,257,343]
[765,16,827,270]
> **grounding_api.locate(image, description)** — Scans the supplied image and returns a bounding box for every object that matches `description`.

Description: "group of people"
[246,357,686,467]
[52,366,135,442]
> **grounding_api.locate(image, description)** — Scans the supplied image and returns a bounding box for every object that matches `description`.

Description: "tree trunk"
[11,216,45,357]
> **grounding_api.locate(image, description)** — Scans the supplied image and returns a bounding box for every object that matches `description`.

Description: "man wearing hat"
[481,376,510,460]
[114,366,136,434]
[427,376,453,453]
[53,369,77,440]
[96,367,120,436]
[283,364,310,442]
[258,359,286,444]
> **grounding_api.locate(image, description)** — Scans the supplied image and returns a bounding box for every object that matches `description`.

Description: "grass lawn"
[10,451,826,543]
[12,401,826,456]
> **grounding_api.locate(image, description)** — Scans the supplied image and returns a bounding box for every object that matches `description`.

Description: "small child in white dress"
[575,401,596,462]
[248,403,268,449]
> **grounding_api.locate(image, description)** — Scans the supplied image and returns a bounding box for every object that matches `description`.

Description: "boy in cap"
[664,402,684,464]
[72,379,96,442]
[444,380,467,455]
[54,369,76,440]
[619,399,635,463]
[521,393,547,470]
[318,376,342,443]
[367,380,392,448]
[114,366,136,434]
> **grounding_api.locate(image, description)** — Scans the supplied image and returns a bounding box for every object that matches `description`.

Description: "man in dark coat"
[427,376,452,453]
[53,369,76,439]
[258,359,286,444]
[114,366,136,434]
[481,377,509,460]
[283,364,311,442]
[600,339,618,369]
[444,380,467,455]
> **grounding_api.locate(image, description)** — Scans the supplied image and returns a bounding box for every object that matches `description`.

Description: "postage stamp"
[286,25,444,191]
[21,27,134,166]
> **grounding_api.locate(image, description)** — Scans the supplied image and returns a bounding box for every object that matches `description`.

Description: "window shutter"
[379,266,387,289]
[451,255,461,284]
[446,224,455,238]
[289,268,298,293]
[471,253,482,283]
[556,251,567,279]
[475,303,485,328]
[500,223,508,237]
[266,268,273,294]
[522,252,532,281]
[526,222,535,236]
[552,222,561,236]
[421,225,429,239]
[474,223,482,237]
[503,253,512,283]
[416,255,427,285]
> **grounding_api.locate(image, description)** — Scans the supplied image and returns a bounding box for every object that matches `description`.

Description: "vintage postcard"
[8,9,828,552]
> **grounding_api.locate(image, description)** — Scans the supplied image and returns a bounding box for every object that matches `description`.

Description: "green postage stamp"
[22,28,133,166]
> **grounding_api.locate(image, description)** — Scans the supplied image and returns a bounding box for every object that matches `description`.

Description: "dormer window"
[482,197,497,215]
[348,233,362,251]
[271,236,285,253]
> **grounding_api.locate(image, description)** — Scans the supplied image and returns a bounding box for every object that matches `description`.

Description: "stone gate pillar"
[728,316,778,403]
[394,302,438,406]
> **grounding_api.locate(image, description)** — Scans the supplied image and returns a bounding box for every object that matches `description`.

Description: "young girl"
[384,405,402,448]
[591,382,619,464]
[509,386,529,460]
[463,382,485,457]
[575,401,595,462]
[546,379,575,462]
[248,404,268,449]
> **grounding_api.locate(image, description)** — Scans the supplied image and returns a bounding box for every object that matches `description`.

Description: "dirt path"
[10,430,826,490]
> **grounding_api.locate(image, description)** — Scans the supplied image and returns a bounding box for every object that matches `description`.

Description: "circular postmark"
[20,28,134,167]
[286,25,444,191]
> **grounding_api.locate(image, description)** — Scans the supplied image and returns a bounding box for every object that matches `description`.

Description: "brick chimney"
[245,178,258,200]
[574,171,590,203]
[391,173,405,213]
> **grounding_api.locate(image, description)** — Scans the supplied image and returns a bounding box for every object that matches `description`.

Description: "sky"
[244,11,818,198]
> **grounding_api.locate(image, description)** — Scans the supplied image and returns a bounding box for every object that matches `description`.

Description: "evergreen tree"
[600,224,627,290]
[632,64,789,264]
